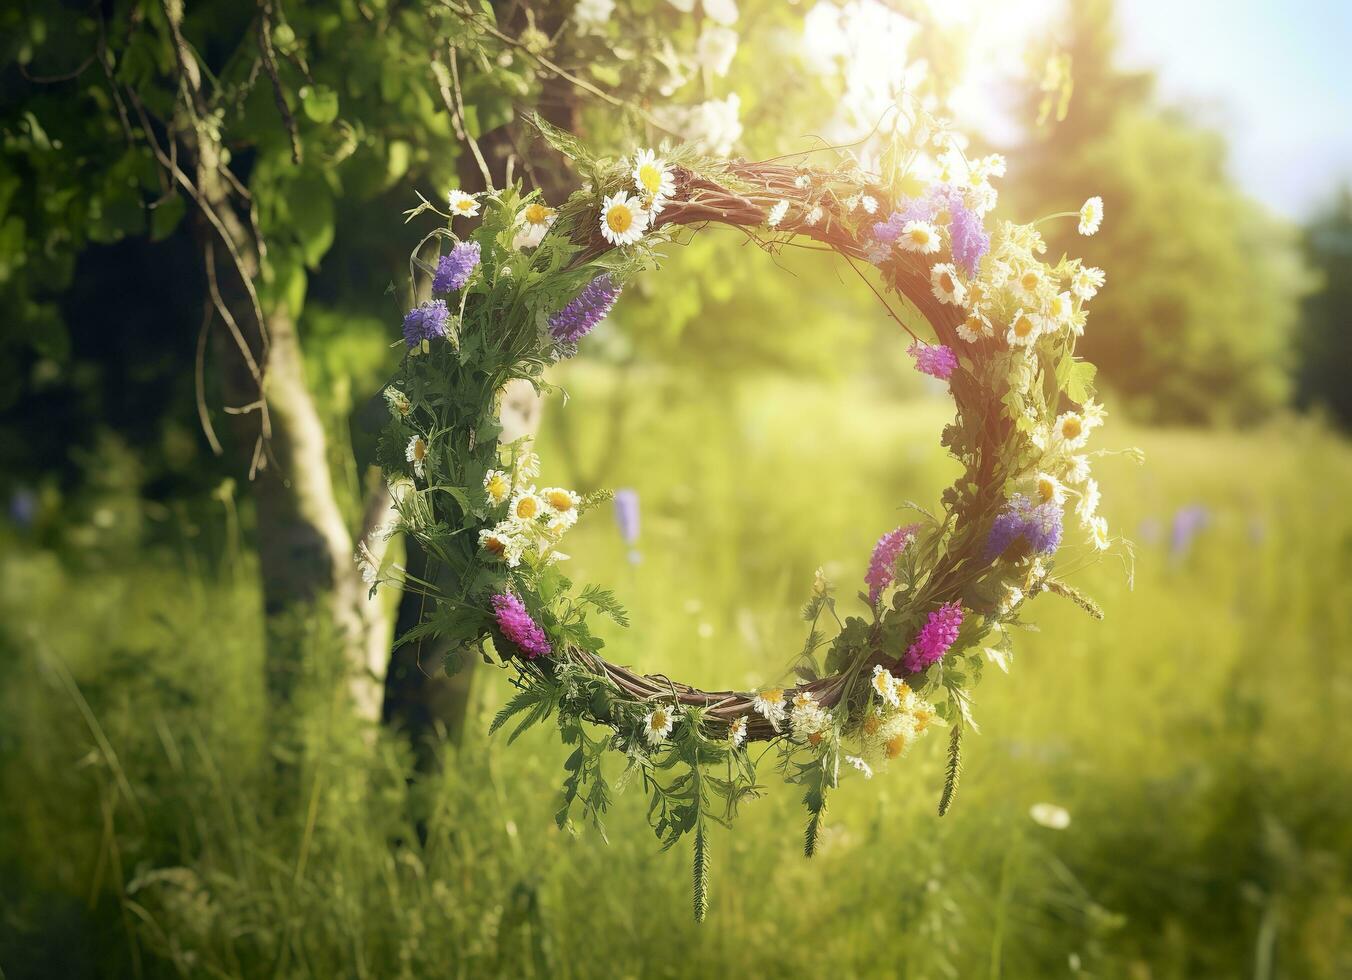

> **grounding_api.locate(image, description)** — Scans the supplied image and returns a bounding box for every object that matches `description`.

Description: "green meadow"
[4,373,1349,978]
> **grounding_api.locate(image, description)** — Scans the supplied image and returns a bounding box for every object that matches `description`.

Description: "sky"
[946,0,1352,219]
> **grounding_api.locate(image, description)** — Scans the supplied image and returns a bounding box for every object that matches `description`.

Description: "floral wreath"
[366,113,1123,920]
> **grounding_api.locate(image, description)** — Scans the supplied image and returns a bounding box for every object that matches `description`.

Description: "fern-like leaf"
[692,824,711,923]
[938,721,963,816]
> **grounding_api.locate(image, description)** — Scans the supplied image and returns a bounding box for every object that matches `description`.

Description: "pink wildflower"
[491,593,551,659]
[908,341,958,381]
[866,524,920,605]
[903,601,964,673]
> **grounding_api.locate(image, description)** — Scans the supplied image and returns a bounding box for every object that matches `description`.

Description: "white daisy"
[766,199,789,227]
[1076,478,1101,523]
[1082,399,1108,429]
[598,191,649,247]
[727,715,748,748]
[793,173,811,189]
[405,435,429,479]
[631,149,676,213]
[384,386,411,418]
[514,449,540,484]
[1016,266,1044,299]
[860,194,879,214]
[1088,515,1110,551]
[1066,454,1091,483]
[478,525,525,567]
[446,189,480,219]
[898,220,942,255]
[1006,308,1042,348]
[930,262,966,306]
[508,489,545,523]
[1053,412,1090,450]
[1072,265,1106,300]
[1078,196,1103,236]
[512,201,556,250]
[694,24,738,77]
[540,486,581,527]
[702,0,738,25]
[871,665,901,708]
[1046,291,1074,326]
[804,205,824,227]
[643,704,678,746]
[483,469,512,507]
[844,194,861,213]
[1034,472,1065,506]
[750,689,787,731]
[958,310,991,343]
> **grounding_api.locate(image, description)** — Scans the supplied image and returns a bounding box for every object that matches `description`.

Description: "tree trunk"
[184,103,393,728]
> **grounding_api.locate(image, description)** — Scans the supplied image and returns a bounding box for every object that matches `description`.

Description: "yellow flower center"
[412,440,427,460]
[524,203,551,225]
[862,714,880,736]
[938,272,956,294]
[1061,417,1083,440]
[1037,477,1056,502]
[547,491,574,512]
[638,163,663,195]
[606,204,634,233]
[759,689,784,705]
[807,731,825,746]
[515,497,538,519]
[886,734,908,759]
[965,313,984,334]
[909,227,932,246]
[455,198,474,213]
[1013,314,1035,338]
[649,710,669,731]
[484,537,506,555]
[914,709,933,732]
[1020,270,1040,292]
[486,475,508,501]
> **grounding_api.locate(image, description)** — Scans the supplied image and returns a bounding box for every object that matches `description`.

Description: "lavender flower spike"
[613,487,641,565]
[433,240,481,293]
[548,274,621,345]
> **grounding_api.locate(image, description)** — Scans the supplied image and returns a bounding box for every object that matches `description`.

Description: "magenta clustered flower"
[491,593,551,659]
[903,601,964,673]
[908,341,958,381]
[433,240,480,293]
[866,524,920,605]
[548,273,621,345]
[402,300,450,348]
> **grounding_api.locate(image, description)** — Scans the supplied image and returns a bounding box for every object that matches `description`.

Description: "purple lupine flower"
[908,341,958,381]
[402,300,451,348]
[548,274,622,345]
[433,241,480,293]
[866,524,920,605]
[491,593,551,659]
[903,601,964,673]
[985,494,1064,561]
[614,488,641,565]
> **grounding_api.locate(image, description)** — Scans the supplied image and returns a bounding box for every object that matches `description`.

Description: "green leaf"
[300,84,339,124]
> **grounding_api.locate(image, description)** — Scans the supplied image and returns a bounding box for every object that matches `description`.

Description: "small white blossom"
[1078,196,1103,236]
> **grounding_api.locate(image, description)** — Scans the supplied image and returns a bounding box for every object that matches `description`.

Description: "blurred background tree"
[1295,185,1352,428]
[1006,0,1311,425]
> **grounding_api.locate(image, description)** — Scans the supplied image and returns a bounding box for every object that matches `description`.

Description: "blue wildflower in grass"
[613,488,641,564]
[402,299,450,348]
[548,274,621,345]
[985,494,1063,561]
[433,240,480,293]
[1169,504,1210,559]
